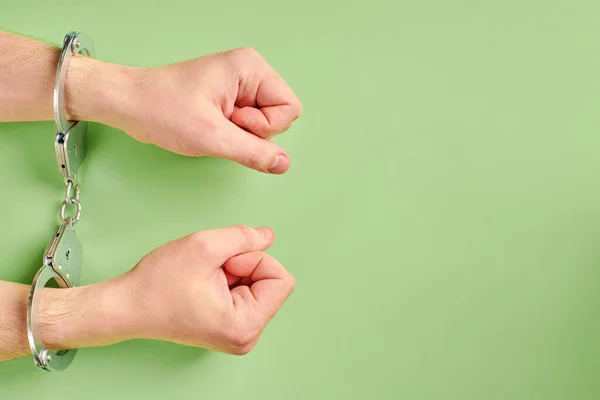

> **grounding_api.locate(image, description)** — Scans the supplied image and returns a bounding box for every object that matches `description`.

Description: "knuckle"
[292,99,303,119]
[187,231,215,258]
[226,47,263,65]
[225,325,259,349]
[234,224,255,244]
[249,158,265,171]
[230,343,256,356]
[244,148,267,171]
[233,46,260,59]
[288,273,296,292]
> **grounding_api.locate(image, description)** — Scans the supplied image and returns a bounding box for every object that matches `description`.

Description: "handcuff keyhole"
[65,247,71,260]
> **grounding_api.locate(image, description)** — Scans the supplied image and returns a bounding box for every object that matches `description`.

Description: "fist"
[105,48,302,174]
[122,225,295,355]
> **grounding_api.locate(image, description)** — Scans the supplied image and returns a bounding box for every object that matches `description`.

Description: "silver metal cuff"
[27,224,83,372]
[53,32,95,133]
[27,266,77,371]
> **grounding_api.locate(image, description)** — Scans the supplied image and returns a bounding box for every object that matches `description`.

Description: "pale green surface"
[1,1,600,398]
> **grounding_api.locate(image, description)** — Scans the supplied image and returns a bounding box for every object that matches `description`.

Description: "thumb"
[189,225,275,264]
[213,119,291,174]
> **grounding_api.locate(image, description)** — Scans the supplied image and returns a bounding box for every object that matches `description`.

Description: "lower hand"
[39,225,295,355]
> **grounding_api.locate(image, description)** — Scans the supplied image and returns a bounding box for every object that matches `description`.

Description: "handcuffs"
[26,32,95,372]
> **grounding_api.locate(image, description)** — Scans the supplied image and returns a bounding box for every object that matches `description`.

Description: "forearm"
[0,31,59,121]
[0,30,141,126]
[0,279,137,363]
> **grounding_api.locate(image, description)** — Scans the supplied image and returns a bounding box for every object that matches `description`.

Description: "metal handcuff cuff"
[26,32,95,372]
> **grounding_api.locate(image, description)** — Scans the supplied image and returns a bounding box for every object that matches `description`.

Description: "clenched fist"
[66,47,302,174]
[23,225,295,357]
[122,225,295,354]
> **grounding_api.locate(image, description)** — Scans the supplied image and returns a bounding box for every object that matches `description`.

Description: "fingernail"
[256,227,273,240]
[268,154,290,174]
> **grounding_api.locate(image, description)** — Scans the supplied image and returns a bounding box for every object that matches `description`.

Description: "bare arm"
[0,31,299,363]
[0,31,59,121]
[0,31,138,362]
[0,280,132,362]
[0,31,132,124]
[0,30,301,173]
[0,225,295,363]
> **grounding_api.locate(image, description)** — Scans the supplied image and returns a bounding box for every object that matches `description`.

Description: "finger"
[212,119,291,174]
[229,48,302,139]
[230,277,253,288]
[225,252,295,321]
[231,104,299,140]
[224,270,241,286]
[189,225,275,263]
[225,274,254,288]
[233,74,302,139]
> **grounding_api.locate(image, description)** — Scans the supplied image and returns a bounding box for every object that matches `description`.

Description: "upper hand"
[69,48,302,174]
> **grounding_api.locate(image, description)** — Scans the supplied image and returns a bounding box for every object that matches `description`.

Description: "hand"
[68,48,302,174]
[0,32,302,173]
[32,225,295,356]
[121,225,295,354]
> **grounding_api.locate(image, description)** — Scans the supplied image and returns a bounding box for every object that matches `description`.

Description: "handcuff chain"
[60,179,81,226]
[27,31,94,373]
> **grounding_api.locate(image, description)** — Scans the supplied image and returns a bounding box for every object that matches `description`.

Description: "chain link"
[64,180,80,204]
[60,179,81,225]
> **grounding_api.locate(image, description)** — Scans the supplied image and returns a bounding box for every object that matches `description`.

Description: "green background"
[1,0,599,398]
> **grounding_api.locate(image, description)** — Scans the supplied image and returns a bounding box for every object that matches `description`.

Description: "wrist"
[65,56,145,128]
[39,277,138,350]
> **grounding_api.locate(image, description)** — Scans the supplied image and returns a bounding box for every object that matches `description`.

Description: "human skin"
[0,225,295,362]
[0,30,302,173]
[0,30,299,362]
